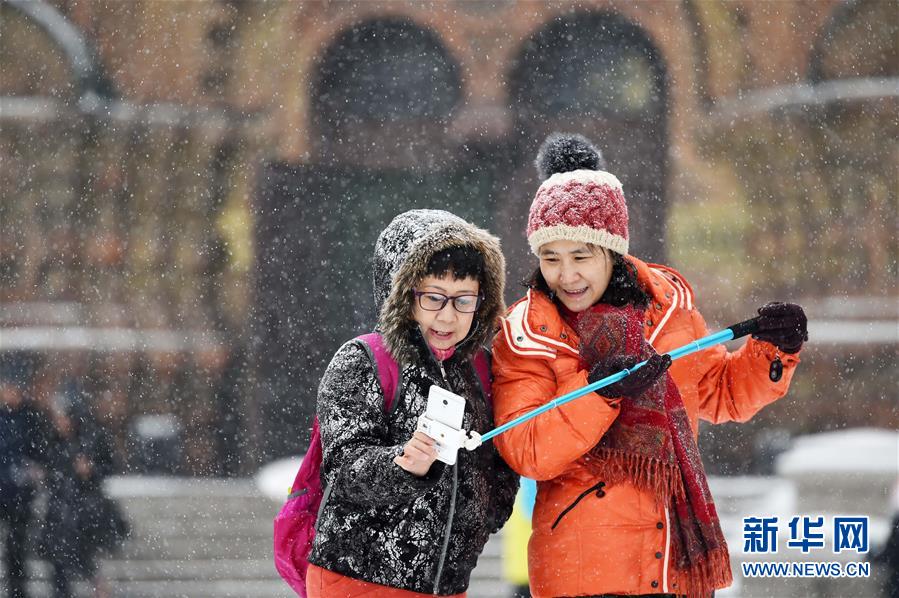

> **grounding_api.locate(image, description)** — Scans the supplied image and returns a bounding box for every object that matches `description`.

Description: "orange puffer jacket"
[491,257,800,597]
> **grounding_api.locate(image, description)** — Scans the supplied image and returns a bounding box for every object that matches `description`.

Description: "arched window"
[258,20,481,453]
[313,18,462,133]
[511,12,667,120]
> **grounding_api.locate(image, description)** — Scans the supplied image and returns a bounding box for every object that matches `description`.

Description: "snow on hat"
[526,133,629,256]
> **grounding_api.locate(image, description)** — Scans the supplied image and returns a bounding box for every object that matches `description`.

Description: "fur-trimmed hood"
[373,209,505,365]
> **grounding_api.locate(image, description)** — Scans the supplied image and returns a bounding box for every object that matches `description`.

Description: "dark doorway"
[252,18,492,459]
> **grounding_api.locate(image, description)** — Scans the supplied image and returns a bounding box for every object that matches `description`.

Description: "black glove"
[753,302,808,353]
[588,352,672,399]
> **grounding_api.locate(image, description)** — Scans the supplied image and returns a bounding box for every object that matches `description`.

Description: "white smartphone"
[421,385,466,464]
[425,385,465,429]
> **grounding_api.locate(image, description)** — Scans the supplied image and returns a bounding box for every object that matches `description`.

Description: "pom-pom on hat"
[527,133,629,256]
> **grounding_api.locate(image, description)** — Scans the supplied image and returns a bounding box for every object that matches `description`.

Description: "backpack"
[273,333,492,597]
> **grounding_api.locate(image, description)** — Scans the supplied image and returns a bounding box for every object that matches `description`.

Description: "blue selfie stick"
[478,316,760,443]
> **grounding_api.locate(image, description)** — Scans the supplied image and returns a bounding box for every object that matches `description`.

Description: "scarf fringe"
[584,447,686,503]
[677,545,733,598]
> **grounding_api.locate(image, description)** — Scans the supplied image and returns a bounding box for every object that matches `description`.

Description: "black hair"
[523,252,649,309]
[425,245,485,286]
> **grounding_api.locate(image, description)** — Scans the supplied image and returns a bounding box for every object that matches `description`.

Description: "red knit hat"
[526,134,629,256]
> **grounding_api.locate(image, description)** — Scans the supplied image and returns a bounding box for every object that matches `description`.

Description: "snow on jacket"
[491,256,801,597]
[308,210,519,595]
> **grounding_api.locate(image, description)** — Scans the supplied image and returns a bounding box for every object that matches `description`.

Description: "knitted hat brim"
[528,224,629,256]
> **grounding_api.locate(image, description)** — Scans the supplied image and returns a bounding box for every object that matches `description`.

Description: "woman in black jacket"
[307,210,518,597]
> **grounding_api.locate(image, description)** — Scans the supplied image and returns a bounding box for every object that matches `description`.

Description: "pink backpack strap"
[473,349,492,406]
[356,332,400,411]
[289,335,397,499]
[288,418,322,498]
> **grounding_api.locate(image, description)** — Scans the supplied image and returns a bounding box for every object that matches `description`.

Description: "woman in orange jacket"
[491,134,808,598]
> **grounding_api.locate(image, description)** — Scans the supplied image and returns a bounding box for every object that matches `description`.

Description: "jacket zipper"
[550,480,605,530]
[432,357,457,594]
[434,461,458,594]
[315,484,333,532]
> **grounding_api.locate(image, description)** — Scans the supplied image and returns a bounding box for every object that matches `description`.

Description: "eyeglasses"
[413,290,482,313]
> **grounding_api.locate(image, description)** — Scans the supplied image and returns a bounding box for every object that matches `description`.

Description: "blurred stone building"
[1,0,895,474]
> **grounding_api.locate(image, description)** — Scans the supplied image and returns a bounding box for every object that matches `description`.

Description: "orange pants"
[306,564,466,598]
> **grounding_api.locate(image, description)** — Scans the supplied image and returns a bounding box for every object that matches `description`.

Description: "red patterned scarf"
[565,303,733,598]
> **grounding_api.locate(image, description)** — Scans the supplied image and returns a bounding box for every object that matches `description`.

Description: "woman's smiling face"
[538,240,614,312]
